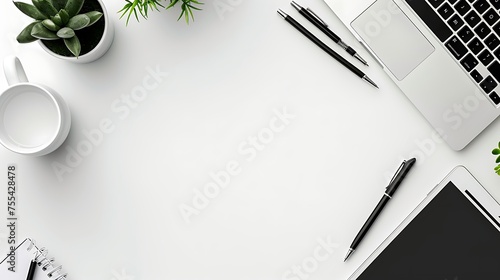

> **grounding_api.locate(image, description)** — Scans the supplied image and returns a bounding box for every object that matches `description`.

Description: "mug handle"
[3,55,29,86]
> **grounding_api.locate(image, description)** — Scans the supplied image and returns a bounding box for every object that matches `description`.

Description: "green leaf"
[144,0,165,17]
[67,14,90,30]
[64,35,80,57]
[152,0,164,10]
[84,11,103,26]
[60,9,70,25]
[51,9,69,26]
[13,2,46,20]
[166,0,179,9]
[188,0,203,10]
[51,14,62,26]
[41,19,60,31]
[170,0,202,23]
[118,0,139,25]
[493,148,500,155]
[32,0,58,17]
[495,165,500,171]
[118,1,131,23]
[496,155,500,163]
[117,0,131,14]
[143,1,148,17]
[31,22,59,39]
[16,21,40,43]
[56,27,75,38]
[50,0,65,10]
[64,0,84,17]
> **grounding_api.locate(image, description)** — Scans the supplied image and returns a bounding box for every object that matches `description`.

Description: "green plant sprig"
[13,0,103,57]
[493,142,500,176]
[118,0,203,25]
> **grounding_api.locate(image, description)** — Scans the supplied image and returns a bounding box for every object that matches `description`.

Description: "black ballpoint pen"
[290,1,369,66]
[26,259,36,280]
[277,9,378,89]
[344,158,417,262]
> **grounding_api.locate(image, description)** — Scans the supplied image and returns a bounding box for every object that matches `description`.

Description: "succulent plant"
[14,0,103,57]
[493,142,500,176]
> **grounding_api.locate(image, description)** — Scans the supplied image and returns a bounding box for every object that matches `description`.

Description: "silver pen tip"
[354,53,369,66]
[277,9,287,19]
[363,75,379,89]
[290,1,302,11]
[344,249,354,262]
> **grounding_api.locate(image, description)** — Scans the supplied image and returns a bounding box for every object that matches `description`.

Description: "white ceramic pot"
[39,0,114,63]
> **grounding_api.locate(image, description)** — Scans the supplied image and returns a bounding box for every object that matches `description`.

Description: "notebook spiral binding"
[25,238,68,280]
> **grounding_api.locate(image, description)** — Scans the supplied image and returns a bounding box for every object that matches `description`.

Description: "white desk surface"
[1,0,499,279]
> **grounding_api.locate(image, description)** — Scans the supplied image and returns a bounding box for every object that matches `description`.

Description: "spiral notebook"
[0,238,67,280]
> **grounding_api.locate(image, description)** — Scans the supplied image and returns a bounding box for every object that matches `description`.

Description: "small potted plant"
[14,0,114,63]
[493,142,500,176]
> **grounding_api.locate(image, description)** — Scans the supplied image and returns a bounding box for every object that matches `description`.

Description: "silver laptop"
[324,0,500,150]
[348,165,500,279]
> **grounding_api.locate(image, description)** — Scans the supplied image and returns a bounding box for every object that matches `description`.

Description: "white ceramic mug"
[0,56,71,156]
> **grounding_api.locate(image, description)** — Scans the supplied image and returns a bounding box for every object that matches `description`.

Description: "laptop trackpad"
[351,0,434,81]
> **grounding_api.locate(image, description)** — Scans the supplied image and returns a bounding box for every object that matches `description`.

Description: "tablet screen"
[357,181,500,279]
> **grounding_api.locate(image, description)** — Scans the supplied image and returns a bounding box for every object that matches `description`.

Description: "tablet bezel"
[348,165,500,279]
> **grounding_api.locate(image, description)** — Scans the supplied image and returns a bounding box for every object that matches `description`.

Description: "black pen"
[290,1,369,66]
[277,10,378,89]
[26,259,36,280]
[344,158,417,262]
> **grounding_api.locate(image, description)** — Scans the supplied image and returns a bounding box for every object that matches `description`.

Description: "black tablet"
[349,166,500,280]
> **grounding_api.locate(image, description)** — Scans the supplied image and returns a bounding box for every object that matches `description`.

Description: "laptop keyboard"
[406,0,500,107]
